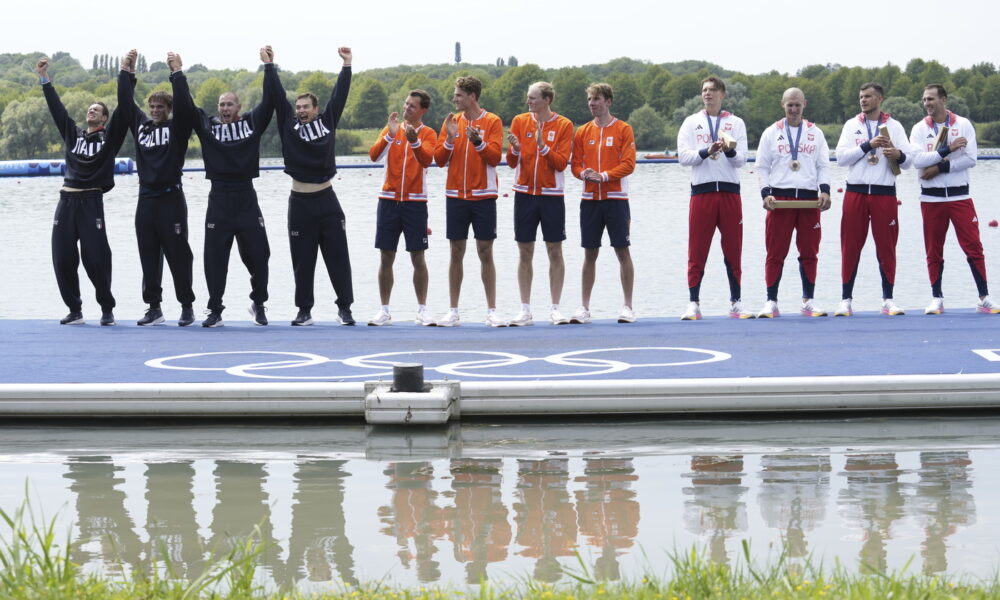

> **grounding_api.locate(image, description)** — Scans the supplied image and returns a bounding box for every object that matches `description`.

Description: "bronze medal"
[709,152,719,160]
[867,154,879,166]
[790,160,800,172]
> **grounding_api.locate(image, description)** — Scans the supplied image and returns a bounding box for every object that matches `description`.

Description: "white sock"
[382,305,390,313]
[521,303,531,313]
[417,304,427,312]
[551,304,559,312]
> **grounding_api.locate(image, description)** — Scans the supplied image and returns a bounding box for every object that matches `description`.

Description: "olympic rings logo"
[145,347,731,380]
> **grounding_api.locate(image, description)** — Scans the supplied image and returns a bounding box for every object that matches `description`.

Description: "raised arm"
[249,46,276,130]
[117,49,141,131]
[323,46,352,127]
[37,57,76,140]
[264,46,293,125]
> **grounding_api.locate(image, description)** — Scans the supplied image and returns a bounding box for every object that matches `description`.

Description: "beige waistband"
[61,186,102,193]
[291,179,332,193]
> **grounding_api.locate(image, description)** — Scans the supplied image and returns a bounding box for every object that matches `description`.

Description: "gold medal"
[867,154,879,165]
[709,152,719,160]
[790,160,800,172]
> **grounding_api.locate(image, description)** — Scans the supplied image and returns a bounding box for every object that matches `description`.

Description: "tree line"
[1,51,999,161]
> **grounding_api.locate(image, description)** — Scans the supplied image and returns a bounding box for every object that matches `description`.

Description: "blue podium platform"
[1,312,999,418]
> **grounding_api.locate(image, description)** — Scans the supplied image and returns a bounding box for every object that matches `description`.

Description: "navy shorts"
[514,192,566,243]
[375,199,428,252]
[446,197,497,241]
[580,200,631,249]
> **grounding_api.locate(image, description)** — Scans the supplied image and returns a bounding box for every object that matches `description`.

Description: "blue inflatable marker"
[0,157,134,177]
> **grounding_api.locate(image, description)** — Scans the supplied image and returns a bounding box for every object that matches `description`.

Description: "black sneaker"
[248,303,268,326]
[100,311,116,326]
[290,310,314,326]
[178,305,195,327]
[59,311,84,325]
[137,306,164,326]
[338,308,356,326]
[202,311,224,327]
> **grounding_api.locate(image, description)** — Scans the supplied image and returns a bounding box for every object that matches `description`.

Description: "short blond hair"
[586,82,613,102]
[530,81,555,102]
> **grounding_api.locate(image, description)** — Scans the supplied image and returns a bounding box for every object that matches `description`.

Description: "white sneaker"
[925,297,945,315]
[550,308,570,325]
[680,301,702,321]
[977,296,1000,314]
[800,299,827,317]
[756,300,780,319]
[414,309,436,326]
[509,310,533,326]
[834,299,853,317]
[881,298,905,316]
[368,308,392,326]
[485,311,508,327]
[569,306,591,324]
[617,306,636,323]
[437,310,461,327]
[730,301,755,319]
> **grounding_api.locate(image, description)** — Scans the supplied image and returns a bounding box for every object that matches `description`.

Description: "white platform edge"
[1,373,999,416]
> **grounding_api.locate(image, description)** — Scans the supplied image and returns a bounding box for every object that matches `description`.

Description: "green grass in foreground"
[2,501,998,600]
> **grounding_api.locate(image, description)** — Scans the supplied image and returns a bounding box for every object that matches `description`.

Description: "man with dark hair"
[506,81,575,326]
[433,76,506,327]
[677,76,751,320]
[267,46,355,326]
[171,48,276,327]
[909,84,998,315]
[37,57,128,326]
[568,82,636,324]
[367,90,438,326]
[119,49,196,326]
[835,81,912,316]
[754,87,832,318]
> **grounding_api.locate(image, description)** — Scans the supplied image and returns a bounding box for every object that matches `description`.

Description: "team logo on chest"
[295,119,331,141]
[605,136,614,147]
[212,120,253,142]
[138,126,171,148]
[71,137,104,157]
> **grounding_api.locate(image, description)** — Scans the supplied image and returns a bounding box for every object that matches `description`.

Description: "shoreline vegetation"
[1,52,999,163]
[3,501,999,600]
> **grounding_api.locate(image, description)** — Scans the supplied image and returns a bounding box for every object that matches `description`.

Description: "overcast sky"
[6,0,994,75]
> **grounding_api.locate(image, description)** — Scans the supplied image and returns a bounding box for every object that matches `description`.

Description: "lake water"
[1,417,999,589]
[3,157,1000,322]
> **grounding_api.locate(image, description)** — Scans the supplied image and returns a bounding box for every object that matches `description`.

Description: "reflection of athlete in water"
[575,457,639,580]
[37,57,128,326]
[758,453,831,562]
[378,461,447,582]
[682,454,748,565]
[838,453,905,573]
[514,458,577,582]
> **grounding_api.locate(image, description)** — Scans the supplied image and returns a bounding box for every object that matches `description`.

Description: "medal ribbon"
[864,113,882,159]
[706,112,721,143]
[785,119,803,163]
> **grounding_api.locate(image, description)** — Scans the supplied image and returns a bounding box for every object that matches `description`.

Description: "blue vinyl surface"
[2,311,998,384]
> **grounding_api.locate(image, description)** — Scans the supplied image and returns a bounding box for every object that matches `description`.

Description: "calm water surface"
[3,158,1000,321]
[2,418,999,589]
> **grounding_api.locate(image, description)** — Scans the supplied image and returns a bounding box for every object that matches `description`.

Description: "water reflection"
[514,459,576,582]
[8,425,996,587]
[911,451,975,574]
[758,454,831,566]
[683,455,747,565]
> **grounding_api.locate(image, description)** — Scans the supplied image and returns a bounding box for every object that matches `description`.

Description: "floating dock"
[2,310,998,419]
